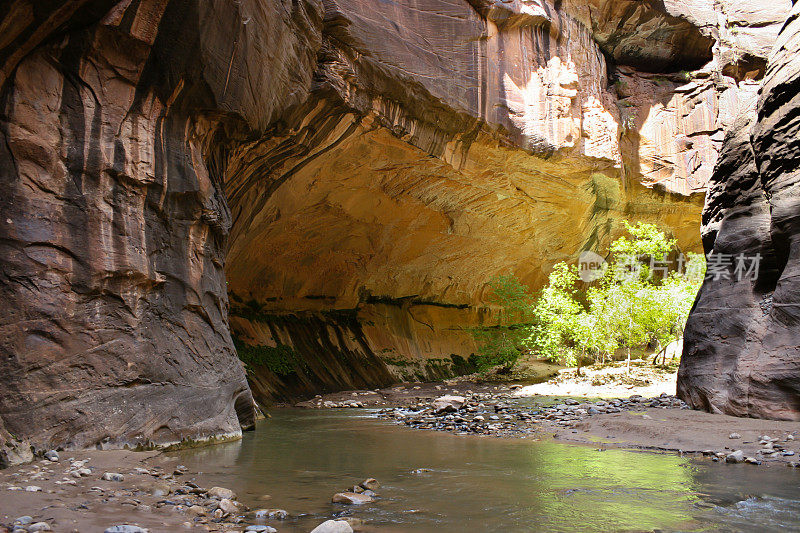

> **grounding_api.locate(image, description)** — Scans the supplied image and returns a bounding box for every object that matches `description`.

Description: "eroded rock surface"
[0,0,791,457]
[679,1,800,420]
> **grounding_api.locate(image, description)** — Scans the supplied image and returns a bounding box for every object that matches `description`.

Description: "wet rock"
[218,498,247,515]
[310,520,354,533]
[359,478,380,491]
[254,509,288,520]
[244,527,277,533]
[431,396,466,413]
[332,492,374,505]
[43,450,59,462]
[725,450,745,463]
[208,487,237,500]
[149,483,171,498]
[186,505,206,517]
[104,527,148,533]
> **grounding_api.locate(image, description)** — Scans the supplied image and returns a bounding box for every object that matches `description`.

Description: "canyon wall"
[0,0,790,461]
[679,0,800,420]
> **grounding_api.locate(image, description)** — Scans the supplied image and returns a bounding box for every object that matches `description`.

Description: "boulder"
[432,396,466,414]
[310,520,355,533]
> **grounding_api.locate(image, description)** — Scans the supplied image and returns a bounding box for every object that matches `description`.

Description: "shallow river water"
[169,408,800,532]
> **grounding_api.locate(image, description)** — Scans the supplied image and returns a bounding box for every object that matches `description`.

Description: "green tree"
[473,222,705,371]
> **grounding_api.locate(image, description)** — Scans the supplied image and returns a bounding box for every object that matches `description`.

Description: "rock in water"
[207,486,237,500]
[218,498,247,514]
[104,527,148,533]
[254,509,289,520]
[359,478,380,490]
[332,492,374,505]
[432,396,466,413]
[726,450,745,464]
[310,520,355,533]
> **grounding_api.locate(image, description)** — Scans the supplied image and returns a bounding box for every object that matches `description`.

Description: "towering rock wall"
[0,0,790,461]
[0,0,325,463]
[679,0,800,420]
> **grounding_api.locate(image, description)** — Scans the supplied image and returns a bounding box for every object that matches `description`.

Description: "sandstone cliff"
[679,0,800,420]
[0,0,790,462]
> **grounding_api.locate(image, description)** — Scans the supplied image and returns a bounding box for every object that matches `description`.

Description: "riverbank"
[0,449,356,532]
[4,360,800,532]
[303,359,800,467]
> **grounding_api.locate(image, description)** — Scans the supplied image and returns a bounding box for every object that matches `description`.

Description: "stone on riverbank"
[218,498,247,514]
[432,396,466,413]
[725,450,745,463]
[101,472,124,482]
[208,486,237,500]
[104,526,148,533]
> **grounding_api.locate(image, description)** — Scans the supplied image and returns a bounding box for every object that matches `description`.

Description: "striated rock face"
[679,1,800,420]
[0,0,326,458]
[0,0,790,457]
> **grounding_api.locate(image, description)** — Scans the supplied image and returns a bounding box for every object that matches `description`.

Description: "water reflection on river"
[169,409,800,532]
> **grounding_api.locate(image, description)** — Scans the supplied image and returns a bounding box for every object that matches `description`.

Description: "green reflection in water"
[167,409,798,533]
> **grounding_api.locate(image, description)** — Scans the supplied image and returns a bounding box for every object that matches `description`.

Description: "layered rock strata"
[0,0,791,462]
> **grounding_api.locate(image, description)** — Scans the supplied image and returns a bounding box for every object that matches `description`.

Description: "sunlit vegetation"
[473,222,706,370]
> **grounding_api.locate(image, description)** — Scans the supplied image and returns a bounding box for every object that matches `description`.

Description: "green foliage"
[232,337,303,376]
[470,275,535,371]
[473,222,706,369]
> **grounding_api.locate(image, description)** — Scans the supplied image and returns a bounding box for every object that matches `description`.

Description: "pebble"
[377,393,689,437]
[27,523,51,532]
[43,450,59,462]
[728,433,741,439]
[244,527,277,533]
[101,472,124,482]
[104,527,148,533]
[25,485,42,492]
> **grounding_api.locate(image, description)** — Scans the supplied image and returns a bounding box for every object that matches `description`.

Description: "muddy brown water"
[169,408,800,532]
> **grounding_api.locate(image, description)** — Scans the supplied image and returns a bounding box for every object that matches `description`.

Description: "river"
[168,408,800,532]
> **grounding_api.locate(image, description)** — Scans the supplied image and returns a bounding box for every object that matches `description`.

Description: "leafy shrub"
[475,221,705,368]
[232,337,303,376]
